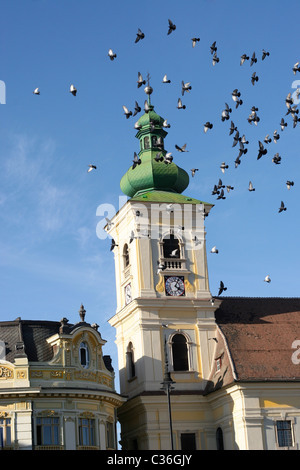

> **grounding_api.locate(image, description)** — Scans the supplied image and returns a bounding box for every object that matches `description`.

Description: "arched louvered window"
[172,333,189,371]
[163,234,180,259]
[123,244,130,268]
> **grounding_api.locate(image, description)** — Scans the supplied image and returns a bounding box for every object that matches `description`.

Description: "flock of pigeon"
[32,18,299,296]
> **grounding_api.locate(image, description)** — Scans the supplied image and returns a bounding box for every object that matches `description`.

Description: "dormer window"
[79,342,89,369]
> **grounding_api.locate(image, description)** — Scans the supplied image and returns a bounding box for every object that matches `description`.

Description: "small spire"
[79,304,86,322]
[144,72,153,105]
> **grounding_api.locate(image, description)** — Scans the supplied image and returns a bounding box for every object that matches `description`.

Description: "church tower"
[107,85,220,450]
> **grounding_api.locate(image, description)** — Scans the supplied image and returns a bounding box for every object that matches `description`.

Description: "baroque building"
[107,86,300,451]
[0,305,124,450]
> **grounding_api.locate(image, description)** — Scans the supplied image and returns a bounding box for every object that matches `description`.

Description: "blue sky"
[1,0,300,383]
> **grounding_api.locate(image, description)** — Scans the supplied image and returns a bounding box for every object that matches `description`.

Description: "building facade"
[108,86,300,450]
[0,306,125,450]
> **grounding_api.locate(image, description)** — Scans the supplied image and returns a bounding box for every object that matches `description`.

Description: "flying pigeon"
[226,185,234,193]
[135,28,145,43]
[280,118,287,131]
[169,249,179,257]
[191,168,199,177]
[191,37,200,47]
[167,19,176,35]
[108,49,117,61]
[166,203,174,213]
[232,130,240,147]
[164,153,173,164]
[285,93,294,108]
[257,141,267,159]
[231,89,241,100]
[157,262,167,274]
[144,100,150,113]
[220,162,229,173]
[278,201,287,213]
[218,281,227,296]
[177,98,186,110]
[292,62,300,75]
[251,72,259,86]
[70,84,77,96]
[262,49,270,60]
[264,275,271,283]
[250,52,257,66]
[221,103,232,121]
[105,217,114,230]
[204,122,213,133]
[229,121,237,135]
[248,181,255,192]
[272,153,281,165]
[181,81,192,95]
[87,164,97,172]
[132,152,141,169]
[210,246,219,254]
[286,180,294,190]
[293,114,300,128]
[110,239,118,251]
[210,41,217,54]
[212,184,220,195]
[212,52,220,66]
[137,72,146,88]
[238,141,248,157]
[133,101,141,117]
[273,130,280,143]
[33,87,40,95]
[217,189,226,200]
[123,105,132,119]
[129,230,137,243]
[264,135,272,144]
[217,178,225,189]
[162,74,171,83]
[240,54,249,65]
[163,119,170,128]
[155,152,164,162]
[175,143,188,152]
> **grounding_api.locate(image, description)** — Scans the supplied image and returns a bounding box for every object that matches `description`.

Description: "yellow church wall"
[260,397,300,409]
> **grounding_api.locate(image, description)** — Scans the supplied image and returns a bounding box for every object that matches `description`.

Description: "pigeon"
[210,246,219,254]
[229,121,237,135]
[162,74,171,83]
[217,178,225,189]
[293,114,300,128]
[177,98,186,110]
[132,101,141,117]
[110,239,118,251]
[105,217,114,230]
[129,230,137,243]
[286,180,294,190]
[132,152,141,169]
[257,141,267,159]
[164,153,173,164]
[251,72,259,86]
[167,19,176,35]
[221,103,232,121]
[162,119,170,128]
[169,249,179,257]
[135,28,145,43]
[287,104,299,117]
[108,49,117,61]
[87,164,97,172]
[264,135,272,144]
[191,37,200,47]
[238,141,248,157]
[234,155,241,168]
[240,134,249,145]
[232,130,240,147]
[264,275,271,283]
[280,118,287,131]
[218,281,227,296]
[70,84,77,96]
[204,122,213,133]
[217,188,226,200]
[182,81,192,95]
[123,105,132,119]
[226,185,234,193]
[210,41,217,54]
[240,54,249,65]
[272,153,281,165]
[144,100,150,113]
[212,52,220,66]
[191,168,199,177]
[137,72,146,88]
[273,130,280,143]
[248,181,255,192]
[262,49,270,60]
[220,162,229,173]
[212,184,220,195]
[232,89,241,102]
[293,62,300,75]
[134,121,142,130]
[156,136,164,149]
[155,152,164,162]
[248,109,260,125]
[278,201,287,213]
[33,87,40,95]
[166,203,174,213]
[250,52,257,66]
[157,262,167,274]
[175,143,188,152]
[286,93,294,108]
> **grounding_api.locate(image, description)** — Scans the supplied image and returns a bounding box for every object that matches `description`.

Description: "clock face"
[125,283,132,305]
[165,276,185,297]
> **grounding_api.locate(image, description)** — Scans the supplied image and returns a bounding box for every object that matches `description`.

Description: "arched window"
[123,244,130,268]
[151,135,157,147]
[172,333,189,371]
[163,234,180,259]
[216,427,224,450]
[126,342,135,380]
[79,342,89,369]
[144,136,150,149]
